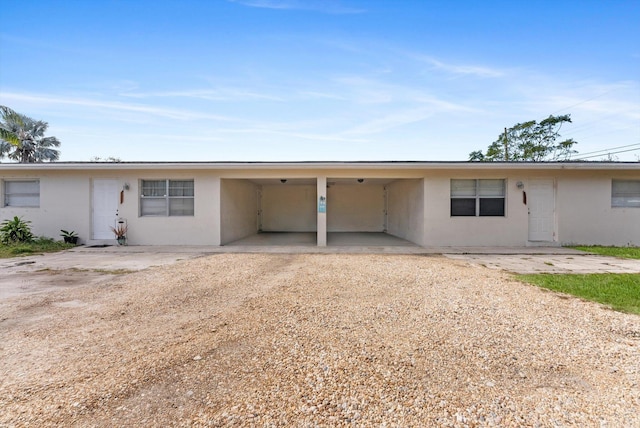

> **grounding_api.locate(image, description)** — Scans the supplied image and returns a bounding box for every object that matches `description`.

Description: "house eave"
[0,161,639,171]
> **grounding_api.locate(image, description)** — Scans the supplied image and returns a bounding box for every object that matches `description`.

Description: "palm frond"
[0,105,61,162]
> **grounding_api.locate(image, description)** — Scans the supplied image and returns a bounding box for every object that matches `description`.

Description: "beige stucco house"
[1,161,639,247]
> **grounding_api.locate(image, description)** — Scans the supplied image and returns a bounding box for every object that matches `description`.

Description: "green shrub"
[0,216,34,244]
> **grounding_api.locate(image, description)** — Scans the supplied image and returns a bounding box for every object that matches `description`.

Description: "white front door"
[528,179,555,242]
[92,179,119,240]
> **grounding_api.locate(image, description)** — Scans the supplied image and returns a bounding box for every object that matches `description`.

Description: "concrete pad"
[0,247,209,299]
[445,254,640,274]
[227,232,317,246]
[227,232,417,247]
[328,232,417,247]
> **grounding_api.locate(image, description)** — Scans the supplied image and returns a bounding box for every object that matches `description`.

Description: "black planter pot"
[63,236,78,245]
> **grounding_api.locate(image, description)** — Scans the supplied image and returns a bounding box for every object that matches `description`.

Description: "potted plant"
[110,224,128,245]
[60,229,79,245]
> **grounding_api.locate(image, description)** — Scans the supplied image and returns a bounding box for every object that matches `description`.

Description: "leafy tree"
[469,114,577,162]
[0,105,61,162]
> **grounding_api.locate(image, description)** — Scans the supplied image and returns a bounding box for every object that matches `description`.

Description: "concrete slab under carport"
[227,232,317,247]
[327,232,416,247]
[226,232,416,248]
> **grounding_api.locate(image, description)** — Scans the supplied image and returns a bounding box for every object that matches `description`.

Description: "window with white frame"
[140,179,194,216]
[451,179,505,216]
[612,180,640,208]
[3,180,40,207]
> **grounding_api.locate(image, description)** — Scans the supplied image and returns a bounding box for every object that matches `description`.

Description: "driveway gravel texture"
[1,253,638,427]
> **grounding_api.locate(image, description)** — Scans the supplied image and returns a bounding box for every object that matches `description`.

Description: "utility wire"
[573,143,640,157]
[550,89,616,116]
[573,147,640,160]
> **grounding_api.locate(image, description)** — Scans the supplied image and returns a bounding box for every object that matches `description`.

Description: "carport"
[221,176,425,247]
[325,177,424,247]
[220,178,317,246]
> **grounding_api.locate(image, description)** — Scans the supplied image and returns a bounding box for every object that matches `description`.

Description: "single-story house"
[1,161,639,247]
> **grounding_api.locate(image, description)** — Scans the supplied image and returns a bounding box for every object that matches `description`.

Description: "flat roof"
[0,160,639,171]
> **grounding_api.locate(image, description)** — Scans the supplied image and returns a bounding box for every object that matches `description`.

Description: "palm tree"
[0,105,61,162]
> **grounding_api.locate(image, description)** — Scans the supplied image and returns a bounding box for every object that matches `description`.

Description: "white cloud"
[228,0,365,14]
[120,88,284,102]
[410,54,505,78]
[1,92,237,122]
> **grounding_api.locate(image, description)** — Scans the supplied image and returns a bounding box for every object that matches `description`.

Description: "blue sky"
[1,0,639,162]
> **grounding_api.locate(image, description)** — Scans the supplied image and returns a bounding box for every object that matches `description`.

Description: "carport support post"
[317,176,327,246]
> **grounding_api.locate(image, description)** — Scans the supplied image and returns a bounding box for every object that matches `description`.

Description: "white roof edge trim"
[0,162,639,171]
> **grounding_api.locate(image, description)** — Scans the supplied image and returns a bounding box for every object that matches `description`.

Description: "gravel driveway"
[1,253,638,426]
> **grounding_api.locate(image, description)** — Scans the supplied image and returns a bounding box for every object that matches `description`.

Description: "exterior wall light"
[516,181,524,189]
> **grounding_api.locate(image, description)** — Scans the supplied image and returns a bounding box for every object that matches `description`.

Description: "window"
[140,179,194,216]
[3,180,40,207]
[612,180,640,208]
[451,179,505,216]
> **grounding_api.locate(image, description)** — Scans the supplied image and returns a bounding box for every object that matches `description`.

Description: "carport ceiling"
[247,178,398,186]
[248,178,316,185]
[327,178,397,186]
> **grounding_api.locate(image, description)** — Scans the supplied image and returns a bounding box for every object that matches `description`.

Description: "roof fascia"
[0,161,639,171]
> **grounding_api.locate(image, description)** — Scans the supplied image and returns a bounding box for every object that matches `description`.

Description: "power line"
[560,113,627,137]
[572,146,640,160]
[573,143,640,157]
[550,88,617,116]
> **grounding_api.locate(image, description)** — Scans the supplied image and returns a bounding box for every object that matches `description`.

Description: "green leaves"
[0,216,34,244]
[60,229,78,238]
[0,105,61,162]
[469,114,578,162]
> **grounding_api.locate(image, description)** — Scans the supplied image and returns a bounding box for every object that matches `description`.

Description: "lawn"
[570,245,640,259]
[517,273,640,315]
[0,238,74,258]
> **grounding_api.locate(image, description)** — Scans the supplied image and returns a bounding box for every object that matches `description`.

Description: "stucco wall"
[1,170,222,246]
[327,184,385,232]
[0,171,91,243]
[2,164,638,247]
[423,173,530,246]
[557,172,640,246]
[220,179,258,245]
[106,172,220,245]
[386,179,424,246]
[261,184,316,231]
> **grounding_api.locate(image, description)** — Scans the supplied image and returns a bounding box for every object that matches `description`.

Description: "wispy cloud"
[410,54,505,78]
[343,100,478,136]
[216,127,369,143]
[1,92,237,122]
[228,0,365,14]
[298,90,346,101]
[119,88,284,102]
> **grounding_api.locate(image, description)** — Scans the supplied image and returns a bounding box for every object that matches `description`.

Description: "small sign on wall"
[318,196,326,213]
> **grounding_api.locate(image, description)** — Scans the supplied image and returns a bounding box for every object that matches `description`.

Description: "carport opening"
[221,178,317,246]
[326,177,423,247]
[222,177,424,247]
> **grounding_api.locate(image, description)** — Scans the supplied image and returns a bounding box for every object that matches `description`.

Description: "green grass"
[570,245,640,259]
[0,238,75,258]
[517,273,640,315]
